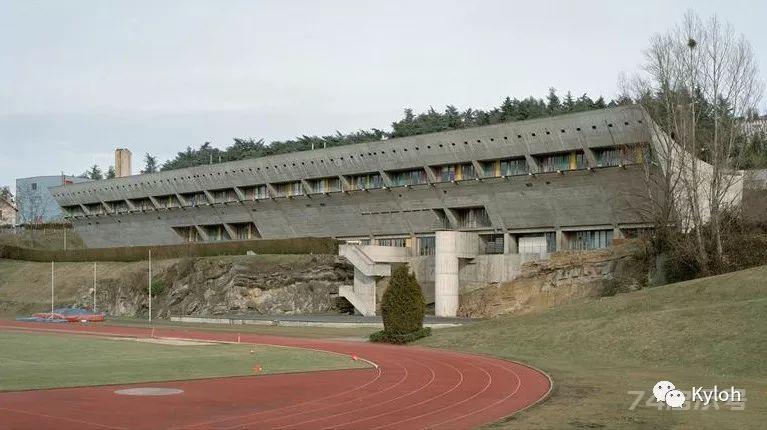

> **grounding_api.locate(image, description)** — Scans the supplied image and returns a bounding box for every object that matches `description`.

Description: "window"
[537,151,586,172]
[594,145,649,167]
[309,177,341,193]
[482,158,528,177]
[518,232,557,254]
[566,229,614,250]
[105,200,129,213]
[479,234,504,254]
[388,169,427,186]
[377,238,407,247]
[273,181,303,197]
[453,207,491,229]
[436,163,476,182]
[242,185,269,199]
[347,173,383,190]
[230,222,260,240]
[31,183,37,190]
[173,226,201,242]
[156,195,180,209]
[418,236,435,256]
[202,224,231,241]
[212,188,237,203]
[85,203,104,215]
[182,192,208,206]
[132,198,154,211]
[64,205,84,217]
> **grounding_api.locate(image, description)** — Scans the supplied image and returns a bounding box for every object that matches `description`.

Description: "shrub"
[144,280,167,296]
[376,265,426,342]
[369,327,431,344]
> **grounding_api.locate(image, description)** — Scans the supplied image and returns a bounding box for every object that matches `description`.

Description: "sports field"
[0,330,368,391]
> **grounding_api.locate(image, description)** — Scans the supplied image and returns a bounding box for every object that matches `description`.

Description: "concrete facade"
[50,105,738,317]
[16,175,92,224]
[51,106,657,247]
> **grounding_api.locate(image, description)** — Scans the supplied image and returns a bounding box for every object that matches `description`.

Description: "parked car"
[32,307,105,322]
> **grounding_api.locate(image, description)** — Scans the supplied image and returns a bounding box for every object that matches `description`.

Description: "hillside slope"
[0,255,352,317]
[420,265,767,429]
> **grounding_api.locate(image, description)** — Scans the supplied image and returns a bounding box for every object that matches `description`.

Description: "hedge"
[369,327,432,344]
[0,237,340,262]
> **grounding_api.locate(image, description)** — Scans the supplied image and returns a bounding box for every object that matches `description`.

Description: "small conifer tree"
[381,265,426,335]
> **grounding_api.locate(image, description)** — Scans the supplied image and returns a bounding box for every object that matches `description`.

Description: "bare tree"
[627,11,763,272]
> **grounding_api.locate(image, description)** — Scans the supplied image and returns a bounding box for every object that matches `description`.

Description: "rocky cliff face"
[458,240,650,318]
[75,255,354,318]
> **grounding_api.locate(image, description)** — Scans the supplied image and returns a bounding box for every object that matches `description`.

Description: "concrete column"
[504,232,518,254]
[435,230,459,317]
[556,229,565,252]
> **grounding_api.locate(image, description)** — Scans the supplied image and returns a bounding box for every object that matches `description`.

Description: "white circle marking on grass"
[114,387,184,396]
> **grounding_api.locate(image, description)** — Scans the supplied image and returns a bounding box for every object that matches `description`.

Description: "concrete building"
[49,106,743,316]
[15,175,92,224]
[115,148,132,178]
[0,196,18,226]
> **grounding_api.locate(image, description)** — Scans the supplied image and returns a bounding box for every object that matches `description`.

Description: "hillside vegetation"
[420,265,767,429]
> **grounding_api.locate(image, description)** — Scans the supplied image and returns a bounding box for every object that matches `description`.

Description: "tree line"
[75,85,763,178]
[154,89,623,173]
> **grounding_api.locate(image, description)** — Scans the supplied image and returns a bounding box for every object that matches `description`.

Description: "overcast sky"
[1,0,765,190]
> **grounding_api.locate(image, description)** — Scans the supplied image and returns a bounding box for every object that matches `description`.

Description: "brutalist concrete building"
[51,106,736,316]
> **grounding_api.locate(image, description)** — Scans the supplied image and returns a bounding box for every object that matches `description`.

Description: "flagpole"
[148,249,152,324]
[93,261,97,312]
[50,261,54,313]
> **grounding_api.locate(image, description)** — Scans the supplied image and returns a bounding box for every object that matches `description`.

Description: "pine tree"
[106,166,116,179]
[563,91,575,112]
[546,87,561,115]
[86,164,103,180]
[141,153,159,174]
[381,265,426,335]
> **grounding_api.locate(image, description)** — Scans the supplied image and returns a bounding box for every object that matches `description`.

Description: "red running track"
[0,320,551,430]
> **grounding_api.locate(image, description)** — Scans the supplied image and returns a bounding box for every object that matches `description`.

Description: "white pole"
[93,261,97,312]
[148,249,152,324]
[50,261,54,313]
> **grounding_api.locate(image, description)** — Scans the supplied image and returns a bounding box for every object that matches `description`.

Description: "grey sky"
[1,0,765,190]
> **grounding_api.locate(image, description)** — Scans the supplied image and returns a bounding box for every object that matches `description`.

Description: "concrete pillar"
[504,232,518,254]
[556,229,565,252]
[435,230,459,317]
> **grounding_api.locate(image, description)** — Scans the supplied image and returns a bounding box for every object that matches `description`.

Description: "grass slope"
[0,330,367,391]
[419,265,767,429]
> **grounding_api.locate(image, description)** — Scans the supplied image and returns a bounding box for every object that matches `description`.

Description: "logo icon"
[653,380,686,407]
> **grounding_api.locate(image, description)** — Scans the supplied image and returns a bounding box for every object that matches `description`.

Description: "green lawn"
[419,265,767,429]
[0,331,368,391]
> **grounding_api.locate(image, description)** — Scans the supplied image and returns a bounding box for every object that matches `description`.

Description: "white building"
[0,197,18,226]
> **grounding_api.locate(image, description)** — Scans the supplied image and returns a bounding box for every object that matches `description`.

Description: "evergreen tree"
[594,96,607,109]
[563,91,575,112]
[141,153,159,174]
[106,166,116,179]
[86,164,103,180]
[546,87,561,114]
[156,89,621,172]
[381,265,426,335]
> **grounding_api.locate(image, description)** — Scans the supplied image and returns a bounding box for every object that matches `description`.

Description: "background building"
[0,196,17,226]
[15,175,92,224]
[50,106,745,316]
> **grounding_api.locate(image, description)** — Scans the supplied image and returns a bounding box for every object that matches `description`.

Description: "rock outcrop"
[75,255,353,318]
[458,240,650,318]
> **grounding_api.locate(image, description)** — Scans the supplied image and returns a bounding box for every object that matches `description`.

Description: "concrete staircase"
[338,244,409,316]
